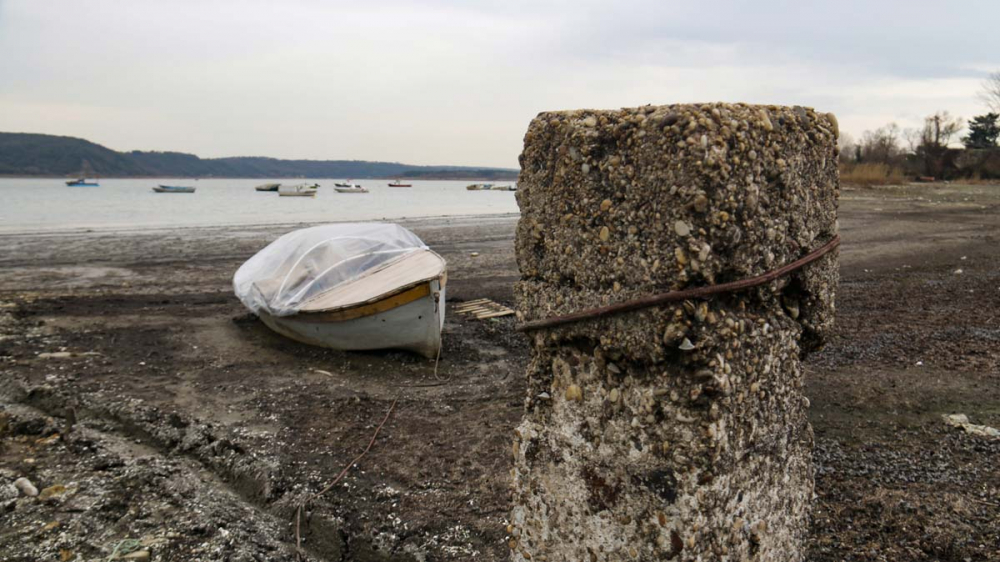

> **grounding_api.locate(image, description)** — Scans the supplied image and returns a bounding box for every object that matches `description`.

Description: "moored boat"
[279,184,317,197]
[66,178,100,186]
[334,185,369,193]
[233,223,447,358]
[334,180,362,188]
[466,183,494,191]
[153,185,196,193]
[490,184,514,191]
[255,183,282,192]
[388,179,412,187]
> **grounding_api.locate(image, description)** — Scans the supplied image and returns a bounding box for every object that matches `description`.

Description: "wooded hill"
[0,132,519,180]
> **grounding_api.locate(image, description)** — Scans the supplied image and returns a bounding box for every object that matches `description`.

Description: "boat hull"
[67,181,99,186]
[153,186,195,193]
[278,191,316,197]
[334,187,368,193]
[258,279,445,358]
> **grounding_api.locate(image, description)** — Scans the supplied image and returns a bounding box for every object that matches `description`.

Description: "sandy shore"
[1,187,999,561]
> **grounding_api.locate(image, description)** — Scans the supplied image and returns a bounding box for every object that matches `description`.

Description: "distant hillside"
[0,132,519,180]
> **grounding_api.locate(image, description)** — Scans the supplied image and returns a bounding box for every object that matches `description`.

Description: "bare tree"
[859,123,903,164]
[919,111,963,149]
[979,71,1000,113]
[903,127,923,154]
[836,131,856,163]
[915,111,964,177]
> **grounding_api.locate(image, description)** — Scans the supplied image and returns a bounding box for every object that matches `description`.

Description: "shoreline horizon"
[0,211,522,237]
[0,175,520,181]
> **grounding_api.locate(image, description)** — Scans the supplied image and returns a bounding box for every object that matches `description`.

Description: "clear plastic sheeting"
[234,223,429,317]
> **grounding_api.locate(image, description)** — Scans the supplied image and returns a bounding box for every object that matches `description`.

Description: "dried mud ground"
[1,183,999,562]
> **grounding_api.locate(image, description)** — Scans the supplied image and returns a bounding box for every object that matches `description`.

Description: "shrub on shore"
[840,163,907,186]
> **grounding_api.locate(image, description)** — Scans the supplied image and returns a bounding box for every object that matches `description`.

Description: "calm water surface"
[0,178,520,233]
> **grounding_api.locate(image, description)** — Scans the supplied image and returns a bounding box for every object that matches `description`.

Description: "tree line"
[0,133,519,180]
[839,74,1000,182]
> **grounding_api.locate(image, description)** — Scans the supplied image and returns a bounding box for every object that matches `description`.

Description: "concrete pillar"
[510,103,838,562]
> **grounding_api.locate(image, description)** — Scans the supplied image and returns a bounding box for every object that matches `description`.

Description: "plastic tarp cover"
[234,223,428,317]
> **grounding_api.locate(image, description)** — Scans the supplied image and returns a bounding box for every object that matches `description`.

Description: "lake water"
[0,178,520,233]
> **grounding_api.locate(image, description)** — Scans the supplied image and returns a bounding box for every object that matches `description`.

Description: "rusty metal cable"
[517,234,840,333]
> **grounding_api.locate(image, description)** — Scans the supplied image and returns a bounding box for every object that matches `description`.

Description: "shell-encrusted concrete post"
[510,103,838,562]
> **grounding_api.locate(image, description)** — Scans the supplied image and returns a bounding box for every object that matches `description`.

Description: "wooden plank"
[455,297,514,320]
[476,310,515,319]
[458,305,493,312]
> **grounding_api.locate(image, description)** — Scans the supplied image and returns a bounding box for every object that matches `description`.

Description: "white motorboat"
[233,223,447,358]
[334,180,362,188]
[334,186,369,193]
[279,184,317,197]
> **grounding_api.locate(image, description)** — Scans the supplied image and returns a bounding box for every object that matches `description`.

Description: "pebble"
[692,194,709,213]
[122,551,151,561]
[470,252,480,257]
[679,338,696,351]
[674,221,691,237]
[599,227,610,242]
[582,115,597,127]
[39,484,66,500]
[825,112,839,136]
[565,385,583,401]
[758,109,774,131]
[13,478,38,497]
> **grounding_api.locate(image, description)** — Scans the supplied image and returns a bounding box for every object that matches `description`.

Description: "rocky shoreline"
[2,191,999,561]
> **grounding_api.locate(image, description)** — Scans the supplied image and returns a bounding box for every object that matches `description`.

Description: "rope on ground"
[432,340,446,381]
[106,538,142,561]
[517,234,841,333]
[294,398,398,557]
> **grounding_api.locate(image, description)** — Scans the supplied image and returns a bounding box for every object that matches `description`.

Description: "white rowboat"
[233,224,447,358]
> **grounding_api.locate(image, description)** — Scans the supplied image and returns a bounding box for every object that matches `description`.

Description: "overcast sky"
[1,0,998,168]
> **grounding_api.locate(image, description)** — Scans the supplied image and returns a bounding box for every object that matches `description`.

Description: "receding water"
[0,178,520,233]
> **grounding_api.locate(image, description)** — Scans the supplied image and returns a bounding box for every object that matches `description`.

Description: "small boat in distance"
[490,184,515,191]
[466,183,494,191]
[255,182,282,192]
[233,223,447,358]
[334,180,362,188]
[153,185,196,193]
[66,178,100,186]
[334,185,369,193]
[388,179,412,187]
[279,184,317,197]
